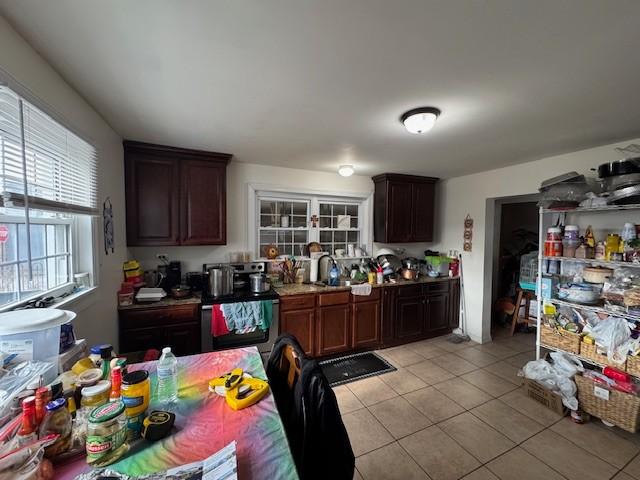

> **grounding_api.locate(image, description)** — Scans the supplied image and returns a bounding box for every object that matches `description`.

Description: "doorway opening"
[490,196,539,335]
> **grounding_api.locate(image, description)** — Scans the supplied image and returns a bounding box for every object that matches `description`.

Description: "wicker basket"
[540,325,581,354]
[575,374,640,433]
[580,343,627,371]
[628,355,640,378]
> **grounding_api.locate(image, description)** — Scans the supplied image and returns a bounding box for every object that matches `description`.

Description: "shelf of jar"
[543,298,640,322]
[541,256,640,269]
[541,203,640,214]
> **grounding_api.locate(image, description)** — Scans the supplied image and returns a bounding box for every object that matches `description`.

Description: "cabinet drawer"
[318,291,350,306]
[351,288,381,303]
[120,304,199,329]
[425,281,450,294]
[280,294,316,312]
[397,284,422,298]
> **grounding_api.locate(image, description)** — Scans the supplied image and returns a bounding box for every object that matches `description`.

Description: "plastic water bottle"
[156,347,178,407]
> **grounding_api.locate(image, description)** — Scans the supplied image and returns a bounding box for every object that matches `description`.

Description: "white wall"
[130,161,376,271]
[431,137,640,343]
[0,16,126,348]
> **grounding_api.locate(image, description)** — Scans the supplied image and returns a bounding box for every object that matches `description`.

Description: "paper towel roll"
[310,258,319,282]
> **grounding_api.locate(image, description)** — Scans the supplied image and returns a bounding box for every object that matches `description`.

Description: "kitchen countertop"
[274,276,458,296]
[118,276,459,308]
[118,292,202,310]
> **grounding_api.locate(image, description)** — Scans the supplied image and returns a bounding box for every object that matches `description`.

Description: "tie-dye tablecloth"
[56,347,298,479]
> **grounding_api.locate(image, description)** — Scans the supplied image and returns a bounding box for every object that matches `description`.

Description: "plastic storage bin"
[0,309,76,371]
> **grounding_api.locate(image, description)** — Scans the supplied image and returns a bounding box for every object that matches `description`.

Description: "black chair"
[266,334,355,480]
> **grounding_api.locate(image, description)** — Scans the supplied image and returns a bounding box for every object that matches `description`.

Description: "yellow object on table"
[225,377,269,411]
[72,357,95,375]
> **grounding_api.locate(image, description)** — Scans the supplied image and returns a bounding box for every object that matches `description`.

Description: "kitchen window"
[0,84,97,309]
[253,190,370,259]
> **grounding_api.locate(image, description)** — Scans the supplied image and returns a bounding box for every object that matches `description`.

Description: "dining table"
[56,347,299,479]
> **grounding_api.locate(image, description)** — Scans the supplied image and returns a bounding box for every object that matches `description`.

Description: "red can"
[544,241,563,257]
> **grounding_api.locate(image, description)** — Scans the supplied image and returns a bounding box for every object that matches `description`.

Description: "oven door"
[201,300,279,355]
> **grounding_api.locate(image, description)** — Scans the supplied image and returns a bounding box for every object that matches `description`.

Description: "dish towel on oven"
[220,300,273,334]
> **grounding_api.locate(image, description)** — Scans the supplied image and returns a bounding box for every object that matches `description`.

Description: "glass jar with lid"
[39,398,72,458]
[86,401,128,467]
[81,380,111,409]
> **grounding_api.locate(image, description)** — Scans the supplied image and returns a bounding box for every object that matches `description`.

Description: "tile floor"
[335,330,640,480]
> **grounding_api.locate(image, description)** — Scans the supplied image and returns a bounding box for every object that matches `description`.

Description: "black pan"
[597,158,640,178]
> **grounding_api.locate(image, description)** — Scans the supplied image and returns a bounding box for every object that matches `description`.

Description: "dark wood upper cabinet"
[124,141,231,246]
[373,173,438,243]
[125,154,180,245]
[180,159,227,245]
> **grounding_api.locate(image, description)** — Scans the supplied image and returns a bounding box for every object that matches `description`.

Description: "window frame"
[0,74,100,313]
[248,184,373,260]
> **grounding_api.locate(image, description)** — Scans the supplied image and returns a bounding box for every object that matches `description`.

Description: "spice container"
[547,227,562,241]
[81,380,111,409]
[563,225,579,240]
[86,401,128,467]
[595,241,606,260]
[121,370,150,440]
[39,398,72,458]
[605,234,621,261]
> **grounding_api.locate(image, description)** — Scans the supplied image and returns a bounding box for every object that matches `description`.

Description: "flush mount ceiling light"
[400,107,441,134]
[338,164,355,177]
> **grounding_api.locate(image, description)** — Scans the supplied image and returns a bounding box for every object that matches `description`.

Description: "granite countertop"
[274,276,458,296]
[118,292,202,310]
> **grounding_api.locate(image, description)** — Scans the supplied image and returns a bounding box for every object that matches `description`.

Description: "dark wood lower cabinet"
[352,301,380,348]
[316,304,351,356]
[396,296,425,341]
[278,279,460,357]
[119,304,200,356]
[280,308,315,356]
[425,293,449,334]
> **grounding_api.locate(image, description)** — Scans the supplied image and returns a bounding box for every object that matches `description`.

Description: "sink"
[314,280,349,288]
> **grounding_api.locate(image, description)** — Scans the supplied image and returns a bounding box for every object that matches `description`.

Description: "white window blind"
[0,86,98,215]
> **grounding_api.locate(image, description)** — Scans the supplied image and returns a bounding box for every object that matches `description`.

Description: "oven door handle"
[201,299,279,311]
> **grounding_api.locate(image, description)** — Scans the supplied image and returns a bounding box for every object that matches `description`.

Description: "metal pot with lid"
[249,273,271,293]
[205,265,234,298]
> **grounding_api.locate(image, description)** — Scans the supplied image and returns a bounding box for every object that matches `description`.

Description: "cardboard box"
[523,378,568,416]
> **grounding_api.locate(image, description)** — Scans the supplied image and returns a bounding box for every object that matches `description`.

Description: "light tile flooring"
[335,330,640,480]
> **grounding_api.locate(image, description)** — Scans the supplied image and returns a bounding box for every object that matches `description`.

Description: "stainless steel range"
[200,261,279,357]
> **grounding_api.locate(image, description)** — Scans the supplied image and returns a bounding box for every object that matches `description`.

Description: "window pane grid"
[0,221,71,306]
[259,199,309,257]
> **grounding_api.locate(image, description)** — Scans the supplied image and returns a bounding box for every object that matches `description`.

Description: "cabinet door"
[425,294,450,334]
[125,154,179,246]
[165,323,200,356]
[412,182,435,241]
[352,301,380,349]
[120,326,166,354]
[180,159,226,245]
[387,181,414,242]
[381,287,397,345]
[316,305,351,356]
[396,296,424,341]
[280,309,315,356]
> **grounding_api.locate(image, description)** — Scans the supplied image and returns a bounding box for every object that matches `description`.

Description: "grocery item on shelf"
[583,266,614,284]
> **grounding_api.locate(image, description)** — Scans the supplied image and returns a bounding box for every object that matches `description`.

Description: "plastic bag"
[521,353,581,410]
[590,317,632,364]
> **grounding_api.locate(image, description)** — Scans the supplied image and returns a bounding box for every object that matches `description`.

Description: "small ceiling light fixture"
[400,107,441,134]
[338,164,355,177]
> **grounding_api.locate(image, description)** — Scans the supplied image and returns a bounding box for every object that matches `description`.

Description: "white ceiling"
[2,1,640,179]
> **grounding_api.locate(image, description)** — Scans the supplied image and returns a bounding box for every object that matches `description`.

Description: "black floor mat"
[319,351,397,387]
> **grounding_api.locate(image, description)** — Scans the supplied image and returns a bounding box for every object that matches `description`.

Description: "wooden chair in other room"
[510,287,536,336]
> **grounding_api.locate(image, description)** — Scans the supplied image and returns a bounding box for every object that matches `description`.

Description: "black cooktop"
[201,288,279,305]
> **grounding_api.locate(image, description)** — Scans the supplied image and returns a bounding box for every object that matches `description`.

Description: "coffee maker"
[158,261,181,292]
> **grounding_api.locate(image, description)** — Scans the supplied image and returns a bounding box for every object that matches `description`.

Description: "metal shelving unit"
[536,203,640,362]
